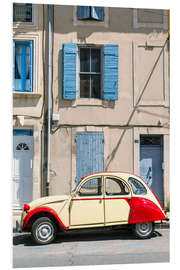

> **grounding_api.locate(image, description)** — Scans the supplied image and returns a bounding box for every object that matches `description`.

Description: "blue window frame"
[13,3,32,22]
[77,6,104,21]
[79,47,102,99]
[13,129,33,136]
[13,40,33,92]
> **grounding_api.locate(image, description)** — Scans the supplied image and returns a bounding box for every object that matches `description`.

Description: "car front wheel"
[31,217,56,245]
[132,222,154,239]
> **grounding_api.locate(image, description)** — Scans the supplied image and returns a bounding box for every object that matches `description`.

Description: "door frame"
[69,176,104,228]
[13,129,34,209]
[133,127,169,207]
[13,123,41,210]
[103,175,132,225]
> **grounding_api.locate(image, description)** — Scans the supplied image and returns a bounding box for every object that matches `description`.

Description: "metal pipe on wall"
[47,5,53,184]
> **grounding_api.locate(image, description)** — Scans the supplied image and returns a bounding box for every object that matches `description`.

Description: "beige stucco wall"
[51,6,169,126]
[48,6,169,207]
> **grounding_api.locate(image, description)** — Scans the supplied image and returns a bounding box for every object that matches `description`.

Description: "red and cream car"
[19,172,167,245]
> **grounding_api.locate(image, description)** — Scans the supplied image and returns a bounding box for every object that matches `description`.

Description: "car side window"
[78,177,102,196]
[128,177,147,195]
[105,177,130,196]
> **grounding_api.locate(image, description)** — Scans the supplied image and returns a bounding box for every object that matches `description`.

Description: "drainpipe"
[47,5,53,185]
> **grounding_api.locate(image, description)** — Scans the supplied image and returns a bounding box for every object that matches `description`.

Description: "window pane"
[91,48,101,72]
[15,45,22,79]
[25,45,30,91]
[80,74,90,98]
[80,48,90,72]
[106,177,130,196]
[15,45,22,91]
[79,178,102,196]
[13,4,32,22]
[14,42,32,92]
[91,75,100,98]
[128,177,147,195]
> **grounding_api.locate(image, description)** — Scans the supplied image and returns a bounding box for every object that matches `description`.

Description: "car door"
[70,177,104,227]
[104,176,131,225]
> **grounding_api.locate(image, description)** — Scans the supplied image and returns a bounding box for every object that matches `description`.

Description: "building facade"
[12,3,45,213]
[48,5,170,208]
[12,4,170,216]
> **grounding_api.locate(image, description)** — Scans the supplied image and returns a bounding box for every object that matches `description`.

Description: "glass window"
[128,177,147,195]
[13,41,33,92]
[77,6,104,21]
[13,3,32,22]
[79,47,101,99]
[105,177,130,196]
[140,135,162,146]
[78,177,102,196]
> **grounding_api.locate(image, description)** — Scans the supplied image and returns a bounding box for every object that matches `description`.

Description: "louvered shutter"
[62,43,76,100]
[104,44,118,100]
[77,6,90,19]
[91,7,104,21]
[76,132,104,183]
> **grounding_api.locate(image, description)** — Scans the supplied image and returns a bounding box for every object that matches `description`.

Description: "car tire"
[132,222,155,239]
[31,217,56,245]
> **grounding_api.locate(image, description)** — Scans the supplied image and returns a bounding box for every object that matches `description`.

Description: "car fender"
[128,197,166,224]
[22,206,69,230]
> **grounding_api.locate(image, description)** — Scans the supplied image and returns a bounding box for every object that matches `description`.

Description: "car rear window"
[128,177,147,195]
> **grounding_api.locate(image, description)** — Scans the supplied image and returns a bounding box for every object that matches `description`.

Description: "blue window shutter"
[62,43,76,100]
[29,41,33,92]
[77,6,90,19]
[13,41,15,91]
[91,7,104,21]
[76,132,104,183]
[104,44,118,100]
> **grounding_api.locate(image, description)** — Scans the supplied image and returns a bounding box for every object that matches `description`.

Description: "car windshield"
[71,178,83,193]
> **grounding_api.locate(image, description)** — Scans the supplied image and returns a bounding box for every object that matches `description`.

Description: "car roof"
[81,171,140,181]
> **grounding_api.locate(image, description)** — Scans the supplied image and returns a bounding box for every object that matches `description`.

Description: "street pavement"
[13,228,169,268]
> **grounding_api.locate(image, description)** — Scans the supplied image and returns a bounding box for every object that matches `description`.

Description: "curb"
[155,221,170,229]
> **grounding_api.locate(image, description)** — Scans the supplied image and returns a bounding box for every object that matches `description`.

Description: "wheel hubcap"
[36,223,54,242]
[136,223,152,236]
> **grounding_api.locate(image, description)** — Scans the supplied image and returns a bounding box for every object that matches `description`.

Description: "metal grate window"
[140,135,162,146]
[13,3,32,22]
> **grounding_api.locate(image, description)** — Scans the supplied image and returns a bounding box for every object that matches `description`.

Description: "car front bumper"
[16,220,22,233]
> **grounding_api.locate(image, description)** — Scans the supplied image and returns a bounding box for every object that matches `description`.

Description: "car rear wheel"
[132,222,154,239]
[31,217,56,245]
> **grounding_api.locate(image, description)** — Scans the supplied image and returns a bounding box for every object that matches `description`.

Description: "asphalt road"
[13,228,169,268]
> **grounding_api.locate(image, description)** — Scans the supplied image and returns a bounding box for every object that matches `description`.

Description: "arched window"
[16,143,29,150]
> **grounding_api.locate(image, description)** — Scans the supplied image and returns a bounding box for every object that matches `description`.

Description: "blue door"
[76,132,104,183]
[140,135,164,206]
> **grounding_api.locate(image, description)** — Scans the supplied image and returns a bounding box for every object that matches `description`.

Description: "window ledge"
[72,98,103,107]
[13,92,41,98]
